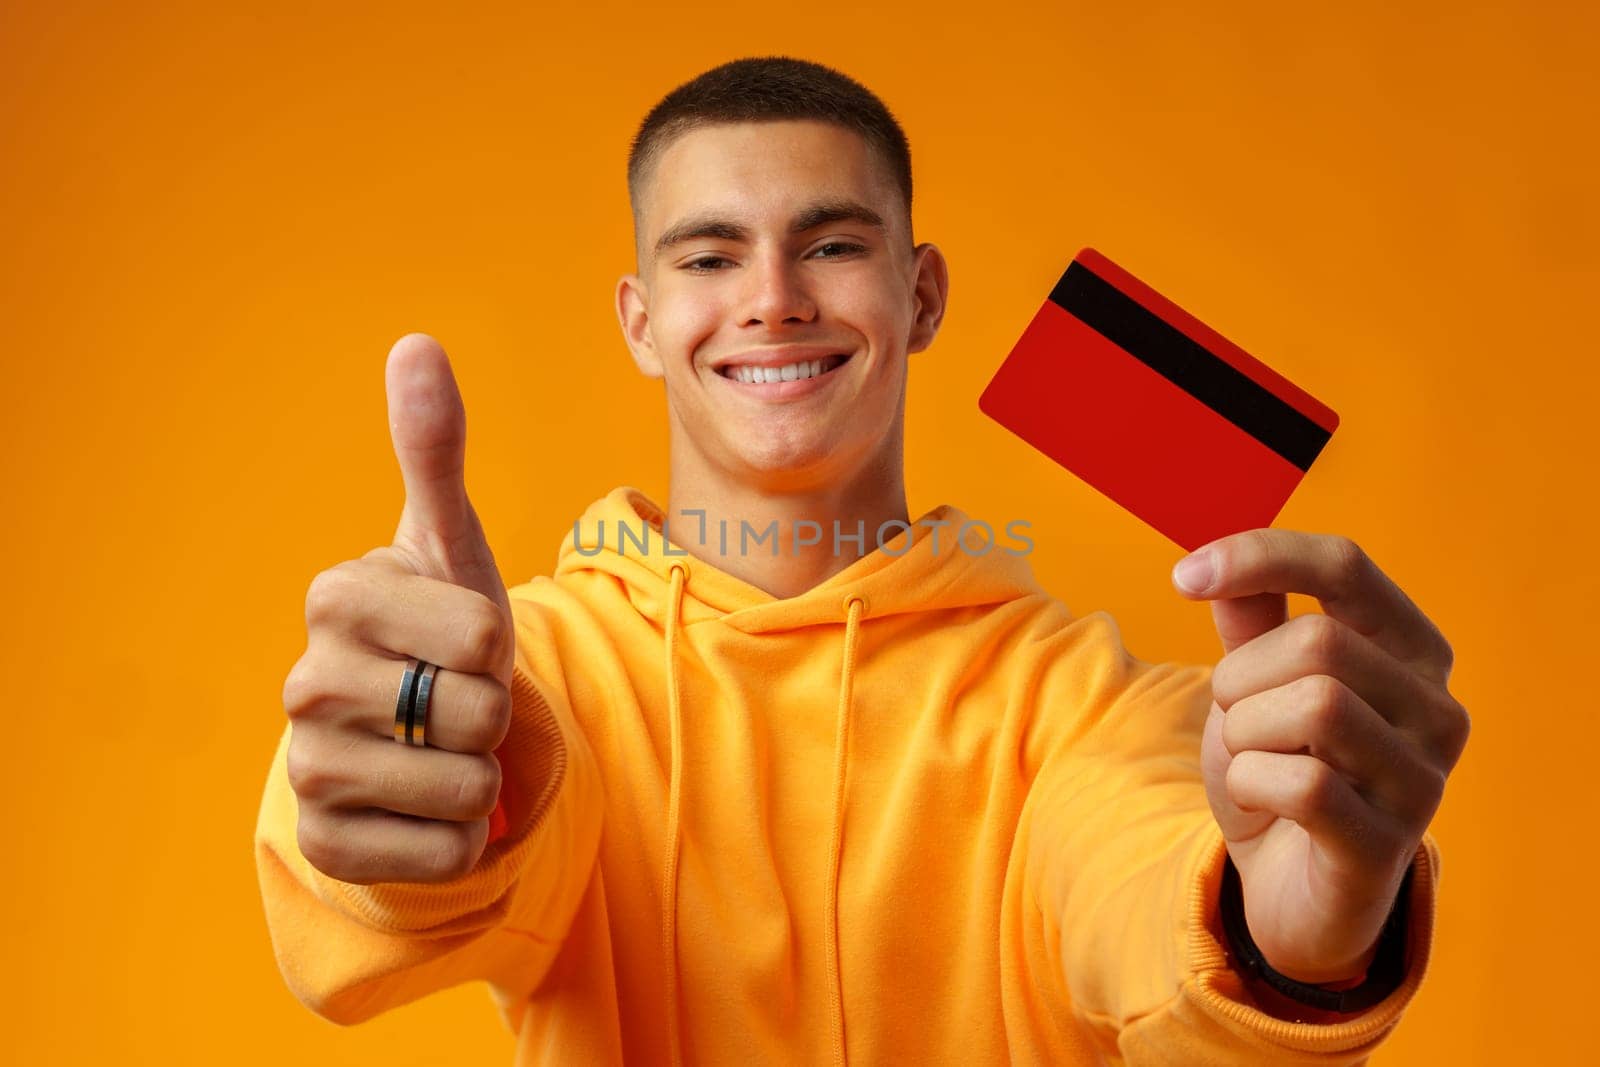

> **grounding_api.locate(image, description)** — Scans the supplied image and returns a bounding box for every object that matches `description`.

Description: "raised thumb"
[385,333,509,609]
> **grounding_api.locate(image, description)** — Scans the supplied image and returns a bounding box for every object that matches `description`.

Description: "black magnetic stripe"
[1049,262,1331,471]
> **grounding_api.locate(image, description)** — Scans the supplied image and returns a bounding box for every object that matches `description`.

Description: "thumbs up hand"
[1172,530,1470,986]
[382,333,515,673]
[281,334,516,885]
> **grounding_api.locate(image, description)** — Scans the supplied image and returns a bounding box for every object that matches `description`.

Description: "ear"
[905,242,950,356]
[615,273,663,378]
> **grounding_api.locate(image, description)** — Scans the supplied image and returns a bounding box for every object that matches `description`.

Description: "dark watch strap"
[1219,853,1414,1014]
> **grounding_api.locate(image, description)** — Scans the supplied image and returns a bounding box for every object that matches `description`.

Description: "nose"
[738,250,817,327]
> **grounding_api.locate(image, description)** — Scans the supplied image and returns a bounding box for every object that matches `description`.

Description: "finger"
[305,558,513,678]
[1212,612,1456,746]
[1207,590,1287,659]
[284,645,512,754]
[1225,750,1404,867]
[369,655,513,754]
[291,726,504,822]
[387,333,471,546]
[384,333,512,617]
[1221,676,1443,818]
[300,807,490,885]
[1174,529,1454,685]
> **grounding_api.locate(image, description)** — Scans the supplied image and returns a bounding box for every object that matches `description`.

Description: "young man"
[256,57,1469,1064]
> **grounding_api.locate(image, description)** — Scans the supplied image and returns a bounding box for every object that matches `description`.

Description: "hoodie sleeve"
[1023,652,1442,1064]
[253,593,604,1025]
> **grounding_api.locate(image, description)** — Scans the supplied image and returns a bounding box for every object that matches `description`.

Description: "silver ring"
[394,658,439,747]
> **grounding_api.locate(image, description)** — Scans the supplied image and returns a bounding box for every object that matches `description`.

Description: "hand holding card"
[979,249,1339,551]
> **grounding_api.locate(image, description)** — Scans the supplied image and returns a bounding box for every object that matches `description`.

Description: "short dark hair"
[627,56,914,244]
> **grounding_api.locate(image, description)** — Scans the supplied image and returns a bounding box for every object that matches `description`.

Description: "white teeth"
[728,357,842,384]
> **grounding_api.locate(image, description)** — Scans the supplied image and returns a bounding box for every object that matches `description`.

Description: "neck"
[664,449,909,600]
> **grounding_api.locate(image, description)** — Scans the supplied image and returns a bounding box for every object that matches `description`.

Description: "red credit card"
[978,248,1340,552]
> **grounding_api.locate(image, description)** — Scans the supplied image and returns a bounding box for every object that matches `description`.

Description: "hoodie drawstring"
[663,562,687,1066]
[660,565,865,1067]
[826,594,865,1067]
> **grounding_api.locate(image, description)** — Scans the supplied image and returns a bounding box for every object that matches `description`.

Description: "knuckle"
[285,734,337,803]
[456,601,506,671]
[1436,633,1457,678]
[1421,762,1448,803]
[1440,695,1472,759]
[296,815,342,876]
[1303,674,1349,735]
[1241,527,1275,564]
[1227,528,1274,580]
[490,683,514,745]
[1219,699,1251,756]
[467,680,514,751]
[453,758,503,819]
[305,565,360,628]
[1292,613,1343,667]
[360,545,404,570]
[281,655,334,723]
[433,825,482,881]
[280,660,313,721]
[1329,536,1368,586]
[1292,758,1342,812]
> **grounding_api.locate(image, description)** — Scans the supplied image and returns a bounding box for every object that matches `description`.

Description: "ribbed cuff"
[310,665,568,935]
[1184,825,1440,1051]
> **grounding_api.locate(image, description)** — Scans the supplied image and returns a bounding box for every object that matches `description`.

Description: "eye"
[682,241,866,274]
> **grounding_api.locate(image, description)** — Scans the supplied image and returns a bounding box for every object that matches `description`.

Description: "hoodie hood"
[552,485,1046,1066]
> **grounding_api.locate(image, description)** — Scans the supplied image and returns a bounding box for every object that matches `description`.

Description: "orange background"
[5,1,1593,1062]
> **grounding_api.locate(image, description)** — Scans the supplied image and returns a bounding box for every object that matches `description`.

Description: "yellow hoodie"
[255,486,1441,1064]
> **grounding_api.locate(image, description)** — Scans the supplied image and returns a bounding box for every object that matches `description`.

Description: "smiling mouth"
[716,353,852,384]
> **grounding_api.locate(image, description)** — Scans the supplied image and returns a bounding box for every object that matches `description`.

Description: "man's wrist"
[1218,853,1414,1015]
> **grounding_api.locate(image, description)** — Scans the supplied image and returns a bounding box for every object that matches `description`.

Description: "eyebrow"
[653,198,887,257]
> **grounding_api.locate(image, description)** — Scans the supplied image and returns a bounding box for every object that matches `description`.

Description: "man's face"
[616,119,947,493]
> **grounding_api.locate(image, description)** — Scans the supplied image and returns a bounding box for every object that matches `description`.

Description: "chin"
[727,439,846,484]
[738,448,833,476]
